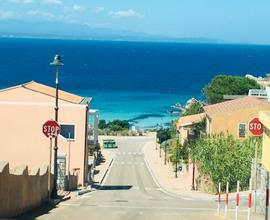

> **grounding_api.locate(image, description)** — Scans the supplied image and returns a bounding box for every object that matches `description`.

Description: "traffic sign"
[42,120,60,138]
[249,117,263,136]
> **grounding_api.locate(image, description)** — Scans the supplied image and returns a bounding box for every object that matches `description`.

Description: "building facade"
[0,81,91,185]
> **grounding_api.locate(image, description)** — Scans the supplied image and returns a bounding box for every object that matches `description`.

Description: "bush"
[98,119,130,132]
[190,134,261,192]
[157,127,171,144]
[203,75,260,103]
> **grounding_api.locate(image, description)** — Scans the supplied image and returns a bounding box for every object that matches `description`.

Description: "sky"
[1,0,270,44]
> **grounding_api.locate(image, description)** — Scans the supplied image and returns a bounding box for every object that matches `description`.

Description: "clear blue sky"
[1,0,270,44]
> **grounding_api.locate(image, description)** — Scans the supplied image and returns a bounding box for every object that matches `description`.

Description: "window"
[60,124,75,140]
[239,123,246,137]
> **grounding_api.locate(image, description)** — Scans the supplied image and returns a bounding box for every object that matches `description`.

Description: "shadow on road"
[93,185,133,190]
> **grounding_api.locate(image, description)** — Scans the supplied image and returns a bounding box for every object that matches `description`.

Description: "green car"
[103,139,118,149]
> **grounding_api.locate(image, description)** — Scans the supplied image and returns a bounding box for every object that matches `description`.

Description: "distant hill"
[0,20,224,43]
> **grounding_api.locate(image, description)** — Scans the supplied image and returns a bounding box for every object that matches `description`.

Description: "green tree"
[182,100,204,116]
[157,127,171,144]
[203,75,260,103]
[98,119,107,129]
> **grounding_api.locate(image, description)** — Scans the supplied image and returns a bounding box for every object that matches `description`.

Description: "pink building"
[0,81,91,185]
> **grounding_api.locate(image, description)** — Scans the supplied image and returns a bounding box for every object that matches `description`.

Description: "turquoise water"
[81,90,197,129]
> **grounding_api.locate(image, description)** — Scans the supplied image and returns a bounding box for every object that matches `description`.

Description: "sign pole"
[48,137,52,201]
[254,137,259,213]
[266,172,269,220]
[249,117,263,213]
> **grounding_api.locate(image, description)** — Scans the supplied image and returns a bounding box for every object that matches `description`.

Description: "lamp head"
[50,54,64,66]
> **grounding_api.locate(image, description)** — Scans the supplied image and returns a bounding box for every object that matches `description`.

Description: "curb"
[142,143,219,201]
[77,188,93,196]
[50,196,71,206]
[143,143,251,201]
[100,157,114,185]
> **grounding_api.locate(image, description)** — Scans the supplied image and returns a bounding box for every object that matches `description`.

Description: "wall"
[0,101,88,185]
[209,106,270,139]
[0,161,51,218]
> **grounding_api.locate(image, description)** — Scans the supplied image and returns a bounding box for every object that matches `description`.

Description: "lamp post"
[50,54,64,197]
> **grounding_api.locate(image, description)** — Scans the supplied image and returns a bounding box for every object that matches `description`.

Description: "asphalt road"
[20,136,227,220]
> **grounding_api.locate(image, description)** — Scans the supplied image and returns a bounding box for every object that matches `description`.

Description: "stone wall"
[0,161,52,218]
[252,159,268,215]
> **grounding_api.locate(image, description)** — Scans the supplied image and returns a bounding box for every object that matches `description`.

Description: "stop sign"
[249,117,263,136]
[42,120,60,138]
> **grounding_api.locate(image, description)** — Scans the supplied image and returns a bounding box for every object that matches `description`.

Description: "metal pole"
[48,137,52,200]
[218,182,221,216]
[159,142,161,158]
[52,65,59,197]
[235,180,240,220]
[175,139,178,178]
[254,137,259,213]
[191,161,195,190]
[68,133,71,190]
[155,126,158,150]
[225,181,229,218]
[248,178,252,220]
[265,172,269,220]
[164,143,167,165]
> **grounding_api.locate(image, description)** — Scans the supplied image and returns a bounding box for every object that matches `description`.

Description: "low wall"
[0,161,52,218]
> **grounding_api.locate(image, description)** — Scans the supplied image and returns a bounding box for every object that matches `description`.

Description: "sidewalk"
[143,140,249,200]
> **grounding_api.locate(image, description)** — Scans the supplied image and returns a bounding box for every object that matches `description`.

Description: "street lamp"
[50,54,64,198]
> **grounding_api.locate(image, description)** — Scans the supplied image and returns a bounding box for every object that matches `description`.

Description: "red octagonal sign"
[249,117,263,136]
[42,120,60,138]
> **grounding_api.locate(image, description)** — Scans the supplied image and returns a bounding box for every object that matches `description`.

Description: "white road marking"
[145,187,152,191]
[102,158,115,186]
[121,162,125,165]
[133,186,139,190]
[60,203,81,206]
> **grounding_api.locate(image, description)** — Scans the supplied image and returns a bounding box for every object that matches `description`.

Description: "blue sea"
[1,38,270,129]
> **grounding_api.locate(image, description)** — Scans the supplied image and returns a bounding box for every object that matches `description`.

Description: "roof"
[177,113,206,127]
[204,96,270,118]
[0,81,89,104]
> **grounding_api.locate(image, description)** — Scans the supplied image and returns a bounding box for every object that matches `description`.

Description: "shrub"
[190,134,261,192]
[157,127,171,144]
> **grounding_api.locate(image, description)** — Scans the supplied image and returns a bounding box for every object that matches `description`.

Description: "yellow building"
[0,81,91,185]
[204,96,270,138]
[177,96,270,144]
[176,113,205,145]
